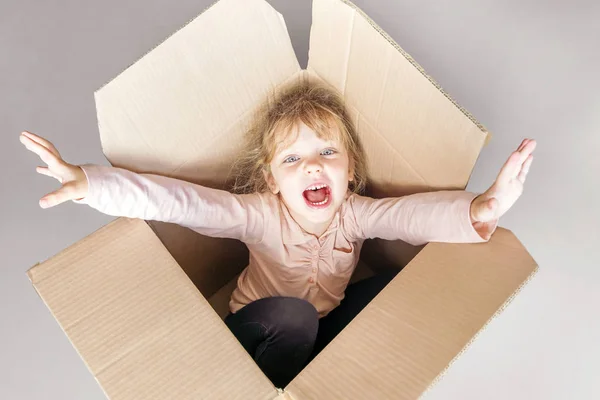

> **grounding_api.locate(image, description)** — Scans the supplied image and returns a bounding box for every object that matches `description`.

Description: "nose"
[304,156,323,175]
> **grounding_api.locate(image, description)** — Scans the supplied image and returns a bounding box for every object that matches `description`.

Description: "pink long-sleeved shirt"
[73,165,497,318]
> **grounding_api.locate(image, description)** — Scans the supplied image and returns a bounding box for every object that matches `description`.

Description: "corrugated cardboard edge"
[95,0,492,147]
[26,219,120,400]
[339,0,492,147]
[26,223,538,400]
[94,0,222,95]
[419,263,539,399]
[24,219,166,400]
[26,217,279,399]
[282,226,539,399]
[273,388,294,400]
[26,281,114,400]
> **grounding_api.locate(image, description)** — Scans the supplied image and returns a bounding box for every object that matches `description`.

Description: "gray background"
[2,0,598,398]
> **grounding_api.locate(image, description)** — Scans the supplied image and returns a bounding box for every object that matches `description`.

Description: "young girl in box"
[20,80,536,388]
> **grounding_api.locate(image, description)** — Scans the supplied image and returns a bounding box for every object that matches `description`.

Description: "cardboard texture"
[27,0,538,398]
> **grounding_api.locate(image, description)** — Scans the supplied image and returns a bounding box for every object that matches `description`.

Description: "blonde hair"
[229,79,368,196]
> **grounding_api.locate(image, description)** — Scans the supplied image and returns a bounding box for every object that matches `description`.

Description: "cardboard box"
[26,0,538,398]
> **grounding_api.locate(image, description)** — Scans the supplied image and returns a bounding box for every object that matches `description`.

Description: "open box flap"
[308,0,491,197]
[94,0,300,186]
[27,218,278,400]
[285,227,538,399]
[92,0,303,293]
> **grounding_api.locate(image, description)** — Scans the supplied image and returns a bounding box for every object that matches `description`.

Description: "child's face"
[263,122,354,234]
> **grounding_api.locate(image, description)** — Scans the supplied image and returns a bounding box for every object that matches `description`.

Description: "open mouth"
[302,184,332,209]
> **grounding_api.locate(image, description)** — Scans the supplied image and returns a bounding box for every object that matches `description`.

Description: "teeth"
[307,184,328,191]
[308,193,329,206]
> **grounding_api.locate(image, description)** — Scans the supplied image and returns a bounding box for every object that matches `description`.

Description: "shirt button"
[308,277,314,283]
[313,245,319,250]
[312,267,317,273]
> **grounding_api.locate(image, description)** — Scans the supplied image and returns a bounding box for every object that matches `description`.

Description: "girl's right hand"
[20,131,89,209]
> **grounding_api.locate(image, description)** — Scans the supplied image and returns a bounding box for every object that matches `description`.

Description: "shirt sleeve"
[347,190,499,246]
[72,164,266,244]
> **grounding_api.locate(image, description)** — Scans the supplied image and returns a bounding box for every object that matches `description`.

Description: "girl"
[20,80,536,388]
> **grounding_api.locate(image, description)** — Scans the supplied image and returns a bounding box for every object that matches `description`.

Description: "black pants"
[224,270,399,388]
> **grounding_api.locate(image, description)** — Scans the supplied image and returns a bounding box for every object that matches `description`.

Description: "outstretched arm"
[348,138,536,245]
[20,131,266,244]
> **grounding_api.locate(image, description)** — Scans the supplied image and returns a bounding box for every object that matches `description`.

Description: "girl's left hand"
[470,138,537,232]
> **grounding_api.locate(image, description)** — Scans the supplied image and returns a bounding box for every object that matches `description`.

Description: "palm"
[20,131,87,207]
[21,132,69,181]
[473,139,537,222]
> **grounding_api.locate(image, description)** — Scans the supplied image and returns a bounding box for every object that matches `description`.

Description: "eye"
[283,155,299,163]
[282,149,336,164]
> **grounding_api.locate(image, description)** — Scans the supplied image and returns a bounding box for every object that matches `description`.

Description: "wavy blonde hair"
[229,79,368,196]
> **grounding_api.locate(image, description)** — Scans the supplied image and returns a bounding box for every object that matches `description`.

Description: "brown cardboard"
[28,218,278,399]
[285,227,537,399]
[27,0,538,398]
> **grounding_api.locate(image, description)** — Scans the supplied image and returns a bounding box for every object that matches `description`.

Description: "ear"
[348,159,355,182]
[262,168,280,194]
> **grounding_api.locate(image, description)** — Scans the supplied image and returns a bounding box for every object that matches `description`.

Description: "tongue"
[304,187,327,203]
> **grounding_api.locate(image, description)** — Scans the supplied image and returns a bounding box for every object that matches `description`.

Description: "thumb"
[473,197,497,222]
[480,197,499,221]
[487,197,498,212]
[39,180,80,209]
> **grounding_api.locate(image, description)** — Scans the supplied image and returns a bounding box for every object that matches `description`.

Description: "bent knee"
[271,297,319,337]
